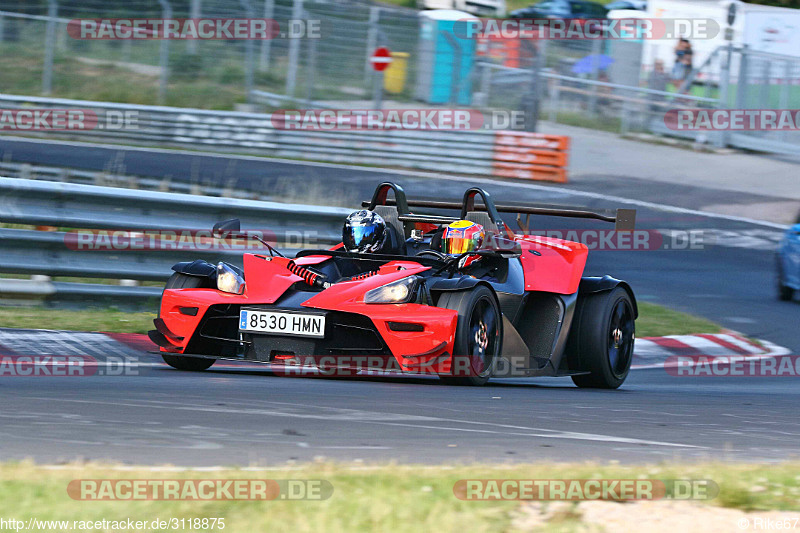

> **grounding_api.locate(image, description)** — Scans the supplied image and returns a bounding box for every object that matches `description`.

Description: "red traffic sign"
[370,47,393,72]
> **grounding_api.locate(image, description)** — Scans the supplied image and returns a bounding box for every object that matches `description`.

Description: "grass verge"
[636,302,722,338]
[0,307,156,334]
[0,461,797,533]
[0,301,721,337]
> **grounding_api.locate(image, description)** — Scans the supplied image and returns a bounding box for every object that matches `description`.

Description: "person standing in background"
[672,38,694,87]
[649,60,669,92]
[648,59,669,113]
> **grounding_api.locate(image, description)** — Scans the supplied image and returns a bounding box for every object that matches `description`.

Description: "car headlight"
[364,276,417,304]
[216,262,245,294]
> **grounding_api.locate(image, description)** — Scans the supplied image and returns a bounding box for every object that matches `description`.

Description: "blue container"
[415,10,477,105]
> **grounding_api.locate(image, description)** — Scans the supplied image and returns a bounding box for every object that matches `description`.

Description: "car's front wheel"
[161,353,216,371]
[777,262,794,301]
[159,272,216,372]
[570,287,635,389]
[438,285,502,386]
[779,283,794,302]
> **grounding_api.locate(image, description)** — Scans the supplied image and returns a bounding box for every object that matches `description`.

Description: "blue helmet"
[343,210,387,253]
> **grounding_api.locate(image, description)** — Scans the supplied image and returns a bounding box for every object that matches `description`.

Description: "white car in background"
[417,0,507,17]
[606,0,647,11]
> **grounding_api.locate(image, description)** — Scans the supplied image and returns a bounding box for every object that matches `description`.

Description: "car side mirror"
[213,218,241,238]
[491,235,522,255]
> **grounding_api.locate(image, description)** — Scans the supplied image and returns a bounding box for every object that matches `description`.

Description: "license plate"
[239,309,325,338]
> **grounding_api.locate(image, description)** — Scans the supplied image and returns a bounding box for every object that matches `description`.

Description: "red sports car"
[149,182,637,387]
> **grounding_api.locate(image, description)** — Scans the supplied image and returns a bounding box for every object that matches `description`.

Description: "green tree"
[743,0,800,7]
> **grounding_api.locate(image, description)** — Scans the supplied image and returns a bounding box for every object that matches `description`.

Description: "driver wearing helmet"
[342,210,389,254]
[442,220,485,270]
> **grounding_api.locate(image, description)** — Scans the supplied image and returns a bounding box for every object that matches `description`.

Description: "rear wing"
[361,183,636,232]
[364,198,636,231]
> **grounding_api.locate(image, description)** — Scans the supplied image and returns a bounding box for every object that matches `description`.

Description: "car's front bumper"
[154,288,459,375]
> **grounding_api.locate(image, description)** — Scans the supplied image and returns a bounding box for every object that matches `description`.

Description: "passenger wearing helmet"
[343,210,388,254]
[442,220,485,269]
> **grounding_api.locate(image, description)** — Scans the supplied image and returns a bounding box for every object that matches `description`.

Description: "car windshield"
[569,1,605,15]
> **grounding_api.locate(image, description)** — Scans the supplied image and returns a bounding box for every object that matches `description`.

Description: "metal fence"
[478,42,800,153]
[2,0,800,156]
[691,45,800,155]
[477,61,718,140]
[0,176,349,307]
[0,0,418,107]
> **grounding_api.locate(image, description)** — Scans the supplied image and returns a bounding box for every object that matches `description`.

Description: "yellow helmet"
[442,220,485,256]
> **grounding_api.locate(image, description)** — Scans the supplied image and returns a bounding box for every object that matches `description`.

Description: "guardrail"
[0,177,350,308]
[0,93,570,183]
[0,162,259,199]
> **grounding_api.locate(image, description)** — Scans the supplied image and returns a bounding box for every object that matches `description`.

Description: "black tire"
[779,285,794,302]
[159,273,216,372]
[777,262,794,301]
[570,287,635,389]
[161,353,216,371]
[164,271,213,290]
[437,285,503,386]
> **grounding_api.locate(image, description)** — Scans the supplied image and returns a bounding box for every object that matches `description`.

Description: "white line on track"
[17,395,704,449]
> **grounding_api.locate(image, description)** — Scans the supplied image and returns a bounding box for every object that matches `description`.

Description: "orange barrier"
[476,36,534,69]
[492,131,570,183]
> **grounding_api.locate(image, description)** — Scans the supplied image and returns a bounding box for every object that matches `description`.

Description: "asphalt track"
[0,137,798,465]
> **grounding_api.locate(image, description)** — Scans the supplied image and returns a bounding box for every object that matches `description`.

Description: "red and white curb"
[632,332,790,370]
[0,328,791,374]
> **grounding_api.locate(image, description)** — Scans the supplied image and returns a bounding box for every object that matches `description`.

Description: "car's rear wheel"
[438,285,502,386]
[570,287,635,389]
[777,263,794,301]
[159,272,216,372]
[779,283,794,302]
